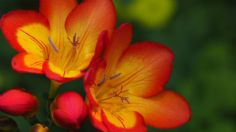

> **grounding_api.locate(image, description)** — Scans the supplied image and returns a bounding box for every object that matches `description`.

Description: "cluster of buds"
[0,89,88,131]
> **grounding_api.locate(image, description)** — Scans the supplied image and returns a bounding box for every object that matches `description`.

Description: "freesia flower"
[0,0,116,82]
[0,88,38,116]
[84,24,191,131]
[50,91,88,130]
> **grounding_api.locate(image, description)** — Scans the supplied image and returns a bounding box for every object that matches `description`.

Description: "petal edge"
[12,53,44,74]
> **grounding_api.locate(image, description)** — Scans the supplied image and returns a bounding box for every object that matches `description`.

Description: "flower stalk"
[48,81,62,99]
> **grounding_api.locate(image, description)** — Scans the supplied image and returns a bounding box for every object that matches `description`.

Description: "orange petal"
[101,110,147,132]
[84,70,99,108]
[65,0,116,65]
[88,31,108,68]
[1,10,49,56]
[127,91,191,129]
[104,23,132,76]
[115,42,174,97]
[89,108,108,132]
[40,0,77,37]
[11,53,45,74]
[43,61,84,83]
[84,60,107,108]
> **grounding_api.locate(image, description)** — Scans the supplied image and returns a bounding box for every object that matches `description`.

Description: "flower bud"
[51,91,88,130]
[0,88,38,116]
[30,123,49,132]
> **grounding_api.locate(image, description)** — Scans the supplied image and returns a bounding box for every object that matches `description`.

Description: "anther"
[121,97,130,104]
[97,75,106,87]
[68,33,80,47]
[110,73,121,80]
[48,37,59,53]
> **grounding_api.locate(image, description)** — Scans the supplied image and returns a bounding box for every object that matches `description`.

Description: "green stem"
[48,81,62,99]
[26,116,39,125]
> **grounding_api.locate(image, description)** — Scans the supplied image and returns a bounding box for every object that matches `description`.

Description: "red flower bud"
[0,88,38,116]
[51,91,88,130]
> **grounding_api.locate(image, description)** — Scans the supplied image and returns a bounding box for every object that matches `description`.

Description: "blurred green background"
[0,0,236,131]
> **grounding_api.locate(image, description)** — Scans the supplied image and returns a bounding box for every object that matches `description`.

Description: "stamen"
[99,86,130,104]
[114,86,128,95]
[97,75,106,87]
[48,37,59,53]
[121,97,130,104]
[110,73,122,80]
[111,86,130,104]
[68,33,80,47]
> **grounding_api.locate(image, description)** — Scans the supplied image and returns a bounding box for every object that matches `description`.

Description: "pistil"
[99,85,129,104]
[68,33,80,48]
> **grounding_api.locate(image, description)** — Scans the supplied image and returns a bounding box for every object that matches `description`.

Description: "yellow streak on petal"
[103,110,138,128]
[24,54,44,69]
[47,62,83,78]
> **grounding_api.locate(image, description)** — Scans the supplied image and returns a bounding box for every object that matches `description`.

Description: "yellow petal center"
[92,73,132,113]
[17,23,93,78]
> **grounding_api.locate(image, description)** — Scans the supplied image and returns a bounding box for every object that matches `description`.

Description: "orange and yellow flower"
[0,0,116,82]
[84,24,191,131]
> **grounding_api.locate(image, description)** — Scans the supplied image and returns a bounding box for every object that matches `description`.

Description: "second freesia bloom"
[85,24,191,131]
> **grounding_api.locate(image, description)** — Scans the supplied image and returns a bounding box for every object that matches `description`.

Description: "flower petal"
[115,42,174,97]
[101,110,147,132]
[85,62,110,132]
[1,10,49,56]
[40,0,77,37]
[84,71,99,108]
[84,60,107,108]
[88,31,108,68]
[127,91,191,129]
[65,0,116,66]
[12,53,45,74]
[43,61,84,83]
[104,23,132,76]
[89,108,108,132]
